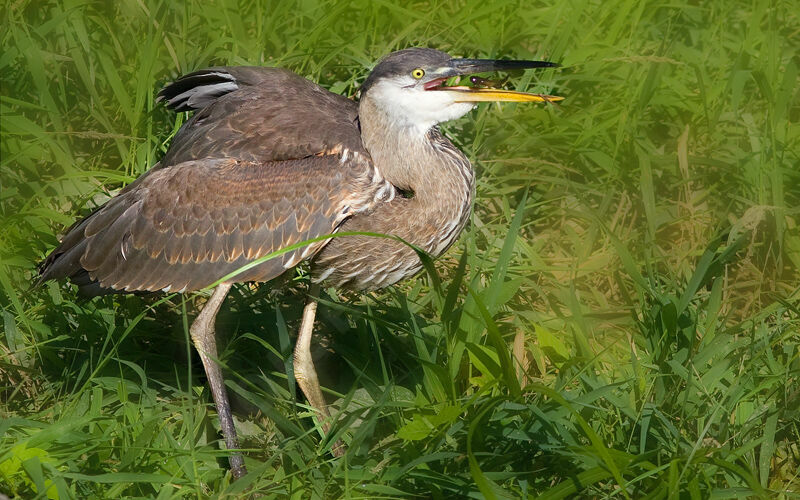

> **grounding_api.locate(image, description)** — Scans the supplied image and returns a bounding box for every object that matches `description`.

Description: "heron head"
[360,47,562,132]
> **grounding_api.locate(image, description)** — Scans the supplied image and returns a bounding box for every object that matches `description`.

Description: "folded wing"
[157,66,364,166]
[40,66,382,295]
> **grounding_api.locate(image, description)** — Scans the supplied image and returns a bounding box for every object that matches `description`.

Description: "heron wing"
[39,153,379,295]
[157,67,365,166]
[39,66,383,295]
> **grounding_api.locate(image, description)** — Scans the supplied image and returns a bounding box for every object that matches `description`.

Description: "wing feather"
[41,154,377,295]
[158,67,364,167]
[40,64,381,295]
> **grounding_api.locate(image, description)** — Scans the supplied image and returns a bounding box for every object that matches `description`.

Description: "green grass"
[2,0,799,497]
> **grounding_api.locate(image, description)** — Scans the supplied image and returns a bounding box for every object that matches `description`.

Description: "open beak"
[426,58,563,103]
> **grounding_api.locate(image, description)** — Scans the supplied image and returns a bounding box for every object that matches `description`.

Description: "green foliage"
[2,0,799,497]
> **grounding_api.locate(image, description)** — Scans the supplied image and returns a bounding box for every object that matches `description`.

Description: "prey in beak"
[424,58,563,103]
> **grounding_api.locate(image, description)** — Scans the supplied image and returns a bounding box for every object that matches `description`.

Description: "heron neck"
[358,96,475,207]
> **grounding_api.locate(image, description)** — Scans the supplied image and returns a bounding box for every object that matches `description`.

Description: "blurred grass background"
[2,0,799,497]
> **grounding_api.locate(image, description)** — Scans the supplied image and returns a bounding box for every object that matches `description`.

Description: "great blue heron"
[38,47,561,479]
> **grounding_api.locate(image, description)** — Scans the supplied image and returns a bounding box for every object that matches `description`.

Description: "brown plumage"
[39,66,386,294]
[39,48,561,478]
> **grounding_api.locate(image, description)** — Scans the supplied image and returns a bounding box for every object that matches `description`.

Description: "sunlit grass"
[2,0,799,497]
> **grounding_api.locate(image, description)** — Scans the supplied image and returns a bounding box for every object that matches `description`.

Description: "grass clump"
[2,0,799,497]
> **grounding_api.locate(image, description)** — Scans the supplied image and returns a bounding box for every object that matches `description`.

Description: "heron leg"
[293,284,344,455]
[189,282,247,479]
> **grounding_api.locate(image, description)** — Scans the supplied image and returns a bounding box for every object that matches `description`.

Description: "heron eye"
[411,68,425,79]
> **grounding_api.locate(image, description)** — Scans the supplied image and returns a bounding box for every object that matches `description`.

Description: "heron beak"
[426,58,563,103]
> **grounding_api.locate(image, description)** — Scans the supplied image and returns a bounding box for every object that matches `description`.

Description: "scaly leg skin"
[293,284,344,456]
[189,282,248,479]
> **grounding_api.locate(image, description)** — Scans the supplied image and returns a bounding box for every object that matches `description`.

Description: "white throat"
[363,79,476,134]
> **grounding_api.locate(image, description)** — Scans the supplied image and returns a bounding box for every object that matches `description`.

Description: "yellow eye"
[411,68,425,79]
